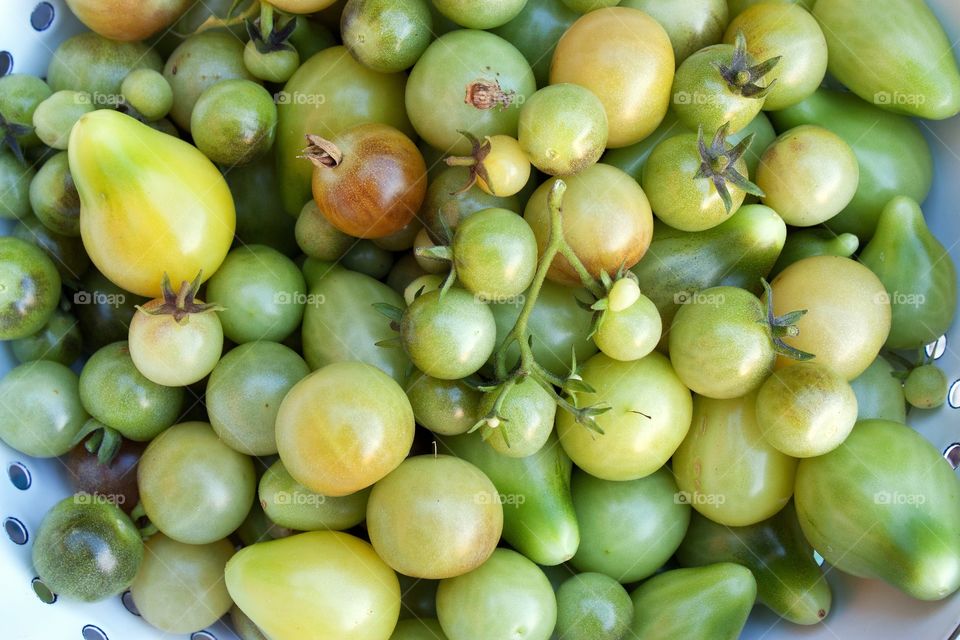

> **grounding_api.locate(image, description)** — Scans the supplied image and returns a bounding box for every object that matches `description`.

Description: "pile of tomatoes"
[1,0,959,638]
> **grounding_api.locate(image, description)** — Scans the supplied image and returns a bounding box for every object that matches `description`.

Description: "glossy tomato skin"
[406,30,536,155]
[131,534,235,634]
[127,300,224,387]
[275,361,415,496]
[557,352,693,481]
[259,459,370,532]
[277,45,413,216]
[310,123,426,238]
[524,165,653,286]
[551,8,674,148]
[556,572,634,640]
[341,0,433,73]
[478,376,557,458]
[367,455,503,579]
[69,110,235,298]
[32,497,143,602]
[452,207,538,300]
[623,0,729,64]
[138,421,256,545]
[225,531,401,640]
[0,236,61,340]
[518,83,608,176]
[673,392,798,527]
[436,548,557,640]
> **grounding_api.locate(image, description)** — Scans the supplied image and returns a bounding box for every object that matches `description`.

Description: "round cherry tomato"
[65,437,144,514]
[341,0,432,73]
[432,0,527,28]
[259,459,370,532]
[275,361,415,496]
[0,236,61,340]
[623,0,729,64]
[406,370,482,436]
[33,497,143,602]
[904,364,949,410]
[518,83,608,176]
[191,79,277,166]
[11,308,81,365]
[524,166,653,286]
[556,572,634,640]
[479,376,557,458]
[551,8,674,148]
[594,292,662,362]
[138,421,256,544]
[367,455,503,579]
[0,360,87,457]
[452,207,538,300]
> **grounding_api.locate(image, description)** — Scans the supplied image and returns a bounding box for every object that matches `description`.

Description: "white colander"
[1,1,959,638]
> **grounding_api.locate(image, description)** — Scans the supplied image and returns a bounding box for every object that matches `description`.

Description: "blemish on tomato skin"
[464,79,516,111]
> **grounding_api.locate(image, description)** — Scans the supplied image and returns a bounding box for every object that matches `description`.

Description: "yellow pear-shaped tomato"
[69,109,235,297]
[225,531,401,640]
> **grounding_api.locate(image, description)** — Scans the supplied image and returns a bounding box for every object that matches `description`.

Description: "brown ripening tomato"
[304,123,427,239]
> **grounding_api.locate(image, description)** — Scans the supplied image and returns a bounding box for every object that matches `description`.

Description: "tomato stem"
[260,1,274,38]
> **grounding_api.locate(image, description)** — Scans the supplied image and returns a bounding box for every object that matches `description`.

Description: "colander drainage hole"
[81,624,107,640]
[31,577,56,604]
[4,517,28,544]
[7,461,31,490]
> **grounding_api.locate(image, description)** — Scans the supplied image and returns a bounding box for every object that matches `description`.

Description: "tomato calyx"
[464,78,517,111]
[70,419,123,466]
[129,501,158,541]
[444,131,494,194]
[0,113,30,164]
[714,32,781,99]
[301,134,344,169]
[762,279,815,361]
[246,7,298,55]
[137,272,222,325]
[695,123,764,214]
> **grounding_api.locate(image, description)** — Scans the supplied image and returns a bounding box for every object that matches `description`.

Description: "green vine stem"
[131,501,158,540]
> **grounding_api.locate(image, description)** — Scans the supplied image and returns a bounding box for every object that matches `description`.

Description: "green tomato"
[406,30,535,155]
[33,497,142,602]
[30,151,81,237]
[11,308,81,365]
[556,572,633,640]
[224,151,299,255]
[191,79,277,166]
[260,459,370,531]
[296,200,355,260]
[518,83,607,176]
[673,392,798,526]
[642,132,751,232]
[557,352,693,481]
[120,68,173,121]
[437,548,556,640]
[479,376,556,458]
[669,286,774,399]
[391,619,448,640]
[0,151,34,219]
[756,361,858,457]
[813,0,960,120]
[11,215,90,282]
[757,125,859,226]
[525,165,653,285]
[0,360,87,457]
[367,455,503,579]
[432,0,527,28]
[341,240,396,280]
[594,292,661,362]
[724,3,827,110]
[206,245,306,343]
[571,467,691,582]
[303,266,411,383]
[0,236,61,340]
[561,0,620,11]
[729,0,813,17]
[904,364,948,410]
[47,32,163,97]
[601,110,689,183]
[400,288,497,380]
[0,73,52,149]
[277,45,413,215]
[452,207,537,300]
[79,341,184,441]
[226,531,401,640]
[162,31,257,131]
[770,89,933,239]
[795,419,960,600]
[671,42,765,134]
[769,228,859,278]
[342,0,433,73]
[406,370,481,435]
[420,165,521,239]
[207,341,310,456]
[276,361,415,496]
[849,355,906,423]
[139,421,256,544]
[491,0,579,87]
[623,0,728,64]
[32,91,93,149]
[131,534,234,633]
[128,298,224,387]
[243,41,301,84]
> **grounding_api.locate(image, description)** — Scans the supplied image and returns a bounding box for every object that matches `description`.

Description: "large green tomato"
[406,30,535,155]
[131,534,234,633]
[849,355,906,423]
[0,360,87,457]
[551,7,674,148]
[673,392,797,527]
[275,361,414,496]
[571,467,690,583]
[277,46,413,215]
[367,455,503,579]
[623,0,728,64]
[795,420,960,601]
[436,549,556,640]
[557,352,693,481]
[226,531,401,640]
[138,421,256,544]
[302,266,411,383]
